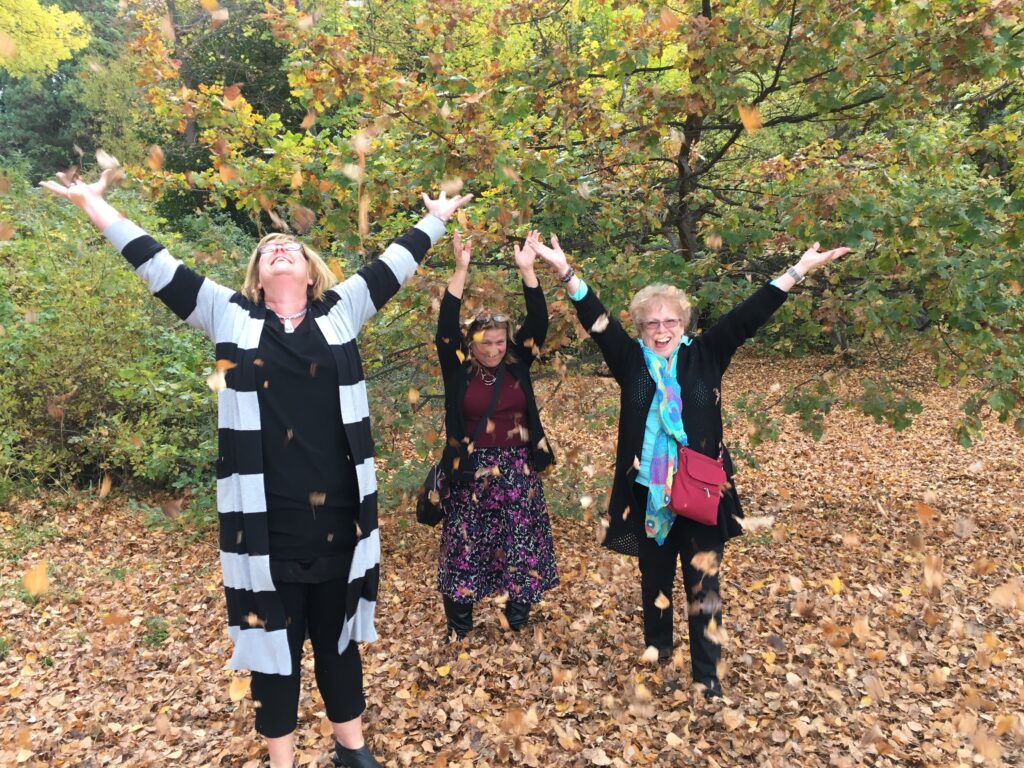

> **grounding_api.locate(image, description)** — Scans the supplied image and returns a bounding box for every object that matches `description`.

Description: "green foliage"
[0,166,252,497]
[0,635,9,660]
[0,0,90,78]
[141,616,169,647]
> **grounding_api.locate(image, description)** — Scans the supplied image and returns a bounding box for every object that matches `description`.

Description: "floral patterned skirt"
[438,446,559,605]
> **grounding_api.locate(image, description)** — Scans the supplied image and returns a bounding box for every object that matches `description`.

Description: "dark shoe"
[504,600,531,631]
[333,741,381,768]
[443,595,473,640]
[699,678,724,698]
[657,646,674,664]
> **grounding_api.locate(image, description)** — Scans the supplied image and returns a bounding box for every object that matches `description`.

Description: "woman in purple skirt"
[433,231,559,639]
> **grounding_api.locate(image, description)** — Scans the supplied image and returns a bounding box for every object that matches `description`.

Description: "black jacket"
[435,282,554,481]
[571,281,787,556]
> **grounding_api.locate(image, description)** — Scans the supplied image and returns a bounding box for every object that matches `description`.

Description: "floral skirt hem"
[438,446,559,604]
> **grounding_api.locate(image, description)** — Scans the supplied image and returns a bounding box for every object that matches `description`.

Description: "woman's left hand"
[797,242,851,274]
[421,190,474,222]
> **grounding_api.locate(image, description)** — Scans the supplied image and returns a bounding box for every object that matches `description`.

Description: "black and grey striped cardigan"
[104,215,445,675]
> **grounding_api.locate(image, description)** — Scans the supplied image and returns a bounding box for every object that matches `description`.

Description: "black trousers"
[251,576,365,738]
[634,484,724,686]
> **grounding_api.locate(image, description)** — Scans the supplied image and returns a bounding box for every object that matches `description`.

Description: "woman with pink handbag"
[532,235,847,698]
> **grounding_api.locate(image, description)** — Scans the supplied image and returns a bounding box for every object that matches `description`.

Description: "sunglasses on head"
[471,312,509,325]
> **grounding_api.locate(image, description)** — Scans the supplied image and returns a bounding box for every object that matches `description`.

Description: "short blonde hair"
[241,233,338,303]
[628,284,693,331]
[465,310,518,366]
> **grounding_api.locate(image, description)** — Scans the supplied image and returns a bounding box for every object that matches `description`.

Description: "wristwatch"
[786,266,806,284]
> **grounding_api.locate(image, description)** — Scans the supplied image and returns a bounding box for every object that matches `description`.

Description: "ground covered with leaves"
[2,353,1022,767]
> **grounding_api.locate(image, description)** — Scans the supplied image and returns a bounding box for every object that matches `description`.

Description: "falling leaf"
[737,515,774,532]
[590,314,610,333]
[915,501,937,526]
[349,131,372,159]
[308,491,326,508]
[222,84,243,108]
[228,676,250,702]
[436,664,451,677]
[654,591,670,610]
[439,177,464,195]
[357,193,370,237]
[407,388,420,405]
[146,145,165,172]
[707,233,723,250]
[579,495,593,509]
[300,110,317,130]
[23,560,49,596]
[659,7,680,31]
[0,32,16,59]
[210,7,229,28]
[456,208,469,229]
[737,103,763,132]
[826,574,843,594]
[691,551,720,576]
[291,204,316,234]
[923,554,944,596]
[218,165,238,183]
[500,166,521,182]
[159,15,175,40]
[640,646,660,665]
[98,473,112,498]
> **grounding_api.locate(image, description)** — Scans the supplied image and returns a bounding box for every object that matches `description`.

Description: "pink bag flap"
[681,448,726,485]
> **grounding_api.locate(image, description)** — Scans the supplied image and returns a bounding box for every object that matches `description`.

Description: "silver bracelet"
[786,266,805,284]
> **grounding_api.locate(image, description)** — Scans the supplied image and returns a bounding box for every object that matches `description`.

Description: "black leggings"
[251,577,365,738]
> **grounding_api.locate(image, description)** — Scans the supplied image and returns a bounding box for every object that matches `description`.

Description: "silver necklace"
[479,365,498,386]
[274,307,307,333]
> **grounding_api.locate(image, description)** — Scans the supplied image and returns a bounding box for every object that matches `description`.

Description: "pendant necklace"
[479,365,498,386]
[275,307,307,333]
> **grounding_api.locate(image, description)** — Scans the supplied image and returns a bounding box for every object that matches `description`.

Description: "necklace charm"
[479,367,497,386]
[274,307,307,333]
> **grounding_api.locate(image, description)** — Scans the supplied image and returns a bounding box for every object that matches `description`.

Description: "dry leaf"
[228,676,250,702]
[23,559,49,596]
[590,314,610,333]
[737,103,763,132]
[147,145,165,172]
[99,473,112,498]
[654,591,670,610]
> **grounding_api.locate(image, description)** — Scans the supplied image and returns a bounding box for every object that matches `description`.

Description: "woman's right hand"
[453,230,472,271]
[531,234,571,279]
[39,168,120,210]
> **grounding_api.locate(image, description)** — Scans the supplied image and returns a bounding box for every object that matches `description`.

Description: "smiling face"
[638,302,685,359]
[256,239,311,296]
[470,326,508,367]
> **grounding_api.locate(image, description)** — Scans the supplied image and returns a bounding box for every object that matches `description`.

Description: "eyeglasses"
[641,318,681,331]
[258,241,303,256]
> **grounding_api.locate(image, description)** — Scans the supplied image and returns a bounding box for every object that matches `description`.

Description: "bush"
[0,168,252,495]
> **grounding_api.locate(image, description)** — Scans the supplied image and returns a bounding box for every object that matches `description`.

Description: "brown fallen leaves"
[2,353,1023,766]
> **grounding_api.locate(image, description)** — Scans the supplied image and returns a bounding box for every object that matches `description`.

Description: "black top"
[571,281,788,557]
[435,282,554,480]
[257,313,359,562]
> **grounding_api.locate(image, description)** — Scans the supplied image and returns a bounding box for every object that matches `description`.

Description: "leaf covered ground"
[2,353,1022,767]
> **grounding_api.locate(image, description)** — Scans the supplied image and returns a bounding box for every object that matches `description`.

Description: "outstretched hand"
[39,168,121,209]
[452,231,472,271]
[421,190,474,223]
[531,234,570,277]
[797,242,850,273]
[513,230,541,272]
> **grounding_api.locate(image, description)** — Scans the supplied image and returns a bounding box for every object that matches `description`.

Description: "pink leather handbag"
[668,446,726,526]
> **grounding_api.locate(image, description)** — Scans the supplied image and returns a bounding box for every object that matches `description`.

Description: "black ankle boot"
[443,595,473,640]
[332,741,381,768]
[504,600,531,631]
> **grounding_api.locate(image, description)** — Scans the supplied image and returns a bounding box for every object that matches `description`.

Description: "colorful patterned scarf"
[640,341,688,545]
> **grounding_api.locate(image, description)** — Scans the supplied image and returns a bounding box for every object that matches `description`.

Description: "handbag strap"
[467,363,507,444]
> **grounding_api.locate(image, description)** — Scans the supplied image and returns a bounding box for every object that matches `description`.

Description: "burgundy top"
[462,367,528,448]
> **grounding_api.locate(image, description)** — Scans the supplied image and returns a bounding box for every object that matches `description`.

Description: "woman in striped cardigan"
[42,168,471,768]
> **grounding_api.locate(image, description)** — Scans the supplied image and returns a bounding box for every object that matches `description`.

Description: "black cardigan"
[435,282,554,480]
[571,281,788,557]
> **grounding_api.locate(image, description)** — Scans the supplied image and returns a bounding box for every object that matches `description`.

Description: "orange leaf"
[659,7,680,32]
[223,83,243,108]
[23,559,49,597]
[358,192,370,237]
[300,110,317,130]
[218,165,238,183]
[99,473,112,498]
[915,501,937,526]
[737,103,763,132]
[147,145,165,172]
[0,32,16,60]
[228,676,250,702]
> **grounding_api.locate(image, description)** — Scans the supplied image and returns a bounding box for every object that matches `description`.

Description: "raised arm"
[701,242,850,370]
[532,234,635,384]
[511,231,547,366]
[40,169,233,339]
[328,190,473,334]
[436,231,471,371]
